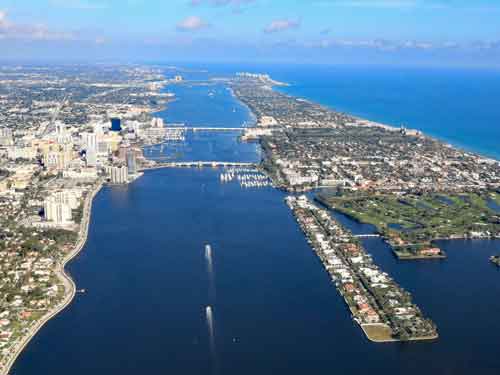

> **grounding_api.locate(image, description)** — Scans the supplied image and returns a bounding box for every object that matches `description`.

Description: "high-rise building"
[0,128,14,146]
[111,118,122,132]
[82,132,97,150]
[43,147,73,171]
[118,144,129,160]
[127,151,137,175]
[86,149,97,167]
[44,200,72,224]
[106,165,129,184]
[93,122,104,136]
[44,191,78,224]
[151,117,164,128]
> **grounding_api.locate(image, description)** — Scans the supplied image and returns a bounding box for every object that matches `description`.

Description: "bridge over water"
[141,161,258,171]
[163,126,255,132]
[353,234,381,238]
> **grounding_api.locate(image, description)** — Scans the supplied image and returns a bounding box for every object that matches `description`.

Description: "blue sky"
[1,0,500,66]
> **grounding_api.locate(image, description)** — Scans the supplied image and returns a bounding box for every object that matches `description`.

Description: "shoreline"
[314,196,500,246]
[286,196,439,342]
[275,81,500,163]
[0,181,103,375]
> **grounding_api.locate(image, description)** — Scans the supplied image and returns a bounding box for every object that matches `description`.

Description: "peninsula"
[287,195,438,342]
[232,73,500,259]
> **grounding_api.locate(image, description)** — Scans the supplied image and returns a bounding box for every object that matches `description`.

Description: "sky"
[1,0,500,66]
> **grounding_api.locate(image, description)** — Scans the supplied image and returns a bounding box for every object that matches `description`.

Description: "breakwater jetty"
[286,195,438,342]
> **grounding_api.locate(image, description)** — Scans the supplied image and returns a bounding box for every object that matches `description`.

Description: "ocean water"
[168,63,500,160]
[275,65,500,160]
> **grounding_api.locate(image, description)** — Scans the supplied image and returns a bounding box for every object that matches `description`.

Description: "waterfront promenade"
[0,182,103,375]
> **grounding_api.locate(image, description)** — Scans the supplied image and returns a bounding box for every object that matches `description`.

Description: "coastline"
[3,69,492,370]
[0,181,103,375]
[274,78,500,163]
[226,86,258,127]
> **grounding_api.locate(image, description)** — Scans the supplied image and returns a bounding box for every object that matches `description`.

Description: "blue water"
[166,63,500,160]
[488,199,500,213]
[276,65,500,160]
[157,82,254,128]
[10,65,500,375]
[144,131,260,163]
[11,168,500,375]
[145,81,260,163]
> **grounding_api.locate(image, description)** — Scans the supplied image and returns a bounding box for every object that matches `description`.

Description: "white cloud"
[176,16,210,32]
[264,19,300,34]
[0,10,10,28]
[0,9,77,41]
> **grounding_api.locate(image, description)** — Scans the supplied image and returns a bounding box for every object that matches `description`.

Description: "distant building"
[43,148,73,171]
[106,165,128,184]
[97,141,109,155]
[151,117,164,128]
[110,118,122,132]
[44,191,80,225]
[127,152,137,175]
[93,122,105,136]
[118,144,129,160]
[0,128,14,146]
[44,200,72,224]
[6,145,36,160]
[82,132,97,150]
[63,167,98,180]
[86,149,97,167]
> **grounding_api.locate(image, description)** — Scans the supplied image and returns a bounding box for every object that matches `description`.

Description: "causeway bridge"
[141,161,258,170]
[164,127,254,132]
[353,234,381,238]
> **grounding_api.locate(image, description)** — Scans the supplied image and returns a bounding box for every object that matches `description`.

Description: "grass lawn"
[320,191,500,243]
[361,324,395,342]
